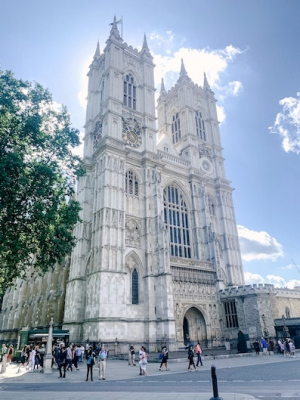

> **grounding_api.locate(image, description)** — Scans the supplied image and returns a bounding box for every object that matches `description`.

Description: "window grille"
[224,301,239,328]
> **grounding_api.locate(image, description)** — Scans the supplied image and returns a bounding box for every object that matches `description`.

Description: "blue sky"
[1,0,300,288]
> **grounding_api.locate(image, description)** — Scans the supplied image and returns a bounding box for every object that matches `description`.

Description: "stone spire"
[94,41,100,59]
[160,77,166,95]
[180,58,188,77]
[140,33,152,58]
[177,58,191,84]
[108,15,122,41]
[203,72,214,95]
[203,72,210,90]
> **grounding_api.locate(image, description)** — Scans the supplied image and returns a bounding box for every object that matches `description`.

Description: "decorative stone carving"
[125,218,141,247]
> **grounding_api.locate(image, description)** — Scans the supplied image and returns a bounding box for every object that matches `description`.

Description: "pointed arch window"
[123,74,136,110]
[172,113,181,144]
[163,184,191,258]
[125,170,139,196]
[195,111,206,141]
[132,268,139,304]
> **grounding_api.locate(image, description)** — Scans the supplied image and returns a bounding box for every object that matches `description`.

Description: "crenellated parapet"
[219,284,300,299]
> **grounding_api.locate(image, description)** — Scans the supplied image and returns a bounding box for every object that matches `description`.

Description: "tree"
[0,70,85,294]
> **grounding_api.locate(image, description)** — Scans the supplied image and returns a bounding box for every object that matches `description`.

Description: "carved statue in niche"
[125,219,141,247]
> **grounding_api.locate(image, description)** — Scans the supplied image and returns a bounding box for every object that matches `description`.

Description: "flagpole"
[120,16,123,39]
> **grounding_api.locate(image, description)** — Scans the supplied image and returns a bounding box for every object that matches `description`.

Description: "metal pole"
[210,365,223,400]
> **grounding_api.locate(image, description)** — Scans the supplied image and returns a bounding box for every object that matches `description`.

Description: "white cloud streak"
[238,225,283,262]
[269,92,300,154]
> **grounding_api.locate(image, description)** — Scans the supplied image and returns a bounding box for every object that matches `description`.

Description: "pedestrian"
[260,337,268,356]
[30,345,36,371]
[159,345,169,371]
[129,344,136,366]
[0,344,7,374]
[253,339,260,355]
[195,342,203,367]
[139,346,147,376]
[17,345,27,373]
[284,339,290,357]
[187,345,197,371]
[289,340,295,357]
[66,344,73,371]
[99,345,107,380]
[57,343,67,378]
[7,345,13,365]
[75,345,81,370]
[86,348,95,381]
[80,344,85,362]
[138,347,143,375]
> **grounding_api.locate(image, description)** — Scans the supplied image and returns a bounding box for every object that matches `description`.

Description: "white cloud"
[244,271,300,289]
[269,92,300,154]
[237,225,283,262]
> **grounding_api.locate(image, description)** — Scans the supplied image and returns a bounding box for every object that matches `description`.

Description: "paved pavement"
[1,353,288,400]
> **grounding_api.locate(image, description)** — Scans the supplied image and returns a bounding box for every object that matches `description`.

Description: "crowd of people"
[0,337,297,378]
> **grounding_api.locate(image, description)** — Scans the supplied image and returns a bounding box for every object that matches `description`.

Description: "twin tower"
[63,17,244,346]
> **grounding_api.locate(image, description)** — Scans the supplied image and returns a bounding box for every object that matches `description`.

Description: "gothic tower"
[63,18,244,345]
[63,18,176,342]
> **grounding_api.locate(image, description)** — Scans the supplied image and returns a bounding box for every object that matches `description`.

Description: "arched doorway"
[183,307,207,345]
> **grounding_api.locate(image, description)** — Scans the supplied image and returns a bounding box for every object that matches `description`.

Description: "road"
[1,354,300,399]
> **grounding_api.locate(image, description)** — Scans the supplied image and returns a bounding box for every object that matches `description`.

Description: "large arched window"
[132,268,139,304]
[195,111,206,141]
[163,185,191,258]
[172,112,181,144]
[123,74,136,110]
[125,170,139,196]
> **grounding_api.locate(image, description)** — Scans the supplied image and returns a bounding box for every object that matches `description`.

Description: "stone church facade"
[62,18,244,345]
[1,19,299,348]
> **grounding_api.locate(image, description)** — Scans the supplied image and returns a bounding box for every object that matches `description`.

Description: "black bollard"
[210,365,223,400]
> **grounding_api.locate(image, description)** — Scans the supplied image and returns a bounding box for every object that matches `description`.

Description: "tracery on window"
[172,113,181,144]
[163,185,191,258]
[125,170,139,196]
[132,268,139,304]
[123,74,136,110]
[195,111,206,141]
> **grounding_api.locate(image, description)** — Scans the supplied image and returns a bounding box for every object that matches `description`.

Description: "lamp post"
[43,317,54,373]
[261,314,269,338]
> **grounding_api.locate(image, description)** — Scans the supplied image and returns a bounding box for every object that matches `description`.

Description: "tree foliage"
[0,70,85,294]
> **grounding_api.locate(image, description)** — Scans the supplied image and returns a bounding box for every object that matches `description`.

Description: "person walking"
[129,344,136,366]
[187,345,197,371]
[159,345,169,371]
[66,344,73,371]
[7,345,13,365]
[195,342,203,367]
[57,344,67,378]
[260,337,268,356]
[99,345,107,380]
[139,346,147,376]
[86,348,95,381]
[0,344,7,374]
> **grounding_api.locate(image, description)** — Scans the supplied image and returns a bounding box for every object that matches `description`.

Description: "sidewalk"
[1,353,285,400]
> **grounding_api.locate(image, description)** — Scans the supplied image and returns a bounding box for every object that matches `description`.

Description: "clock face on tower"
[122,122,142,148]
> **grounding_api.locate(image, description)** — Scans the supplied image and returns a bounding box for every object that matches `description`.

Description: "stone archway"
[183,307,207,344]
